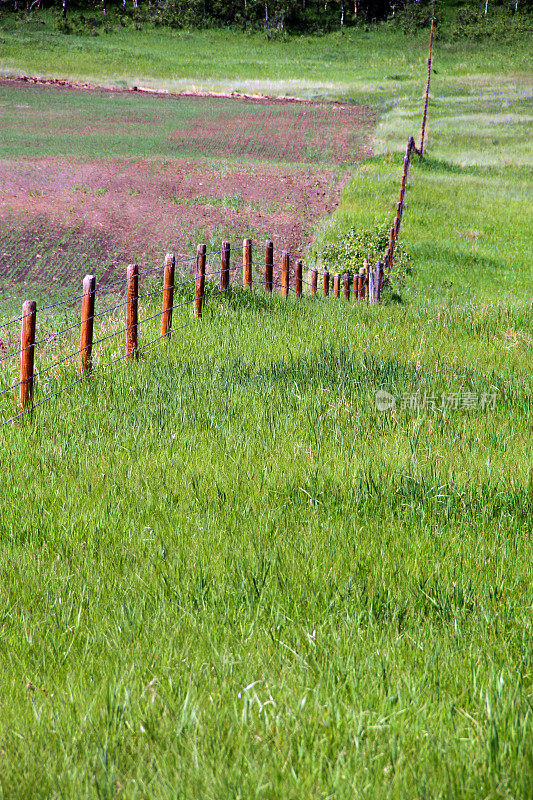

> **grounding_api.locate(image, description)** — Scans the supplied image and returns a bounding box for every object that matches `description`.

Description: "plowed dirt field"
[0,79,375,313]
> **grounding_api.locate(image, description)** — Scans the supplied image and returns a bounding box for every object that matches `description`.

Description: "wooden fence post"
[18,300,37,410]
[343,273,351,301]
[352,272,359,302]
[375,261,384,303]
[281,251,289,299]
[323,270,330,297]
[333,273,340,298]
[265,240,273,292]
[195,244,206,318]
[357,268,364,301]
[295,259,303,299]
[368,264,375,305]
[221,241,230,292]
[310,269,317,296]
[419,9,434,157]
[394,201,402,236]
[243,238,252,289]
[360,260,369,300]
[126,264,139,360]
[161,253,175,340]
[79,274,96,377]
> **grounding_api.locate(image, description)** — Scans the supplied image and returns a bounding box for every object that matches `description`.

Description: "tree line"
[2,1,527,32]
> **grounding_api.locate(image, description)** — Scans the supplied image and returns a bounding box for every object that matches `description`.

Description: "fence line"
[0,237,387,427]
[1,13,435,428]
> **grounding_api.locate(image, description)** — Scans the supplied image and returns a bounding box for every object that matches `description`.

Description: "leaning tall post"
[265,240,273,292]
[243,238,252,289]
[18,300,37,410]
[221,241,230,292]
[126,264,139,360]
[79,274,96,377]
[281,251,290,299]
[195,243,206,319]
[419,3,435,157]
[161,253,175,340]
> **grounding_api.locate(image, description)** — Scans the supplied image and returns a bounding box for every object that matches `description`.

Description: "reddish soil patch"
[168,99,373,164]
[0,83,375,300]
[0,156,350,295]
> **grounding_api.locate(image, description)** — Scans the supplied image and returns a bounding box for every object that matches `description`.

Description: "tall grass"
[0,18,532,800]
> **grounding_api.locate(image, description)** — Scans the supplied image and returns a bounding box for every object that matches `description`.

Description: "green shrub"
[308,217,409,300]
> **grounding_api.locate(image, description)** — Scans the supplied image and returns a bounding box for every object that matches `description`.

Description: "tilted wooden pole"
[195,244,206,318]
[265,240,273,292]
[126,264,139,360]
[243,238,252,289]
[221,241,230,292]
[79,274,96,377]
[418,6,435,157]
[161,253,175,340]
[281,251,289,299]
[18,300,37,410]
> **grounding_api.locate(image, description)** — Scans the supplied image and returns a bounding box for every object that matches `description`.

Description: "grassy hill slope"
[0,20,532,800]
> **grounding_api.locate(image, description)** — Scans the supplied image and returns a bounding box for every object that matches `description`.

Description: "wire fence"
[0,11,435,429]
[0,240,384,428]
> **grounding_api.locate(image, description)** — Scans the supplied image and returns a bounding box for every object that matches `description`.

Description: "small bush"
[309,217,389,276]
[309,217,409,300]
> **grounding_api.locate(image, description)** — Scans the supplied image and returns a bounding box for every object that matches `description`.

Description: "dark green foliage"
[310,218,390,272]
[3,0,531,37]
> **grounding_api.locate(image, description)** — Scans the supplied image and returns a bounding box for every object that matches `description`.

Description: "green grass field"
[0,14,532,800]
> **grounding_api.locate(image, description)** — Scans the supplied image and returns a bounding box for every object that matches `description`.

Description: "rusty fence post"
[243,238,252,289]
[161,253,175,340]
[195,244,206,318]
[265,240,273,292]
[310,269,317,296]
[333,273,340,298]
[126,264,139,360]
[18,300,37,410]
[281,251,289,299]
[295,259,303,299]
[343,273,351,301]
[79,274,96,377]
[323,270,330,297]
[352,272,360,302]
[221,241,230,292]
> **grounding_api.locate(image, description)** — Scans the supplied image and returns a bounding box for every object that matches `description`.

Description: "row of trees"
[2,1,527,30]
